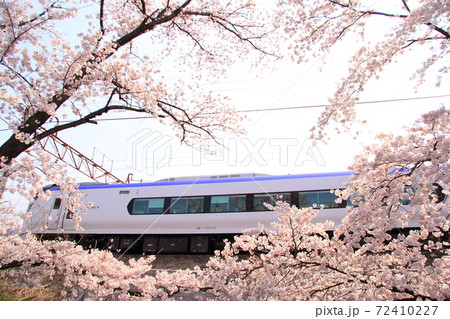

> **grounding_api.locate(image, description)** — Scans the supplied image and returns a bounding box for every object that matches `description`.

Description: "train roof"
[48,171,355,191]
[155,172,270,182]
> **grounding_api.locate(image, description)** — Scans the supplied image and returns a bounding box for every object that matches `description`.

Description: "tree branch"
[327,0,408,18]
[114,0,192,48]
[426,22,450,39]
[156,100,217,144]
[172,21,210,53]
[99,0,105,36]
[0,1,192,164]
[0,1,61,30]
[183,9,278,57]
[35,104,163,142]
[327,0,449,39]
[401,0,411,12]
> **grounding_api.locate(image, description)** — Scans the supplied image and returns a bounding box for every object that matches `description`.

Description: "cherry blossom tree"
[1,0,278,159]
[180,108,449,301]
[0,0,276,299]
[0,0,276,230]
[0,233,163,300]
[276,0,449,140]
[0,0,276,192]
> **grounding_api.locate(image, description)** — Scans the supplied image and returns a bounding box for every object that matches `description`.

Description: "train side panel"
[40,174,350,235]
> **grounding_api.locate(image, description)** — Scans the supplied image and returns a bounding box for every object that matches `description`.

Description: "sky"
[44,45,448,183]
[1,0,449,211]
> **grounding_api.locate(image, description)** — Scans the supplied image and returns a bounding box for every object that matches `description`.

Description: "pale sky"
[43,45,449,183]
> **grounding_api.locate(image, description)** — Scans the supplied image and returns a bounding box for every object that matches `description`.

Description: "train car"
[28,171,446,254]
[27,171,354,253]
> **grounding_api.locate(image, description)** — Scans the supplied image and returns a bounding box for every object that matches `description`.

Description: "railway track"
[115,254,214,270]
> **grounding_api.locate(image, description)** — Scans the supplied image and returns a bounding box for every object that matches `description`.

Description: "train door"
[47,196,77,231]
[61,204,76,231]
[47,197,63,230]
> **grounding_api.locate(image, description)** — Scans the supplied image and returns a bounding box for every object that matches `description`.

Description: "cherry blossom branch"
[401,0,411,12]
[34,105,158,142]
[0,1,60,30]
[426,22,450,39]
[0,0,259,165]
[172,21,211,53]
[327,0,408,18]
[183,8,278,57]
[99,0,106,36]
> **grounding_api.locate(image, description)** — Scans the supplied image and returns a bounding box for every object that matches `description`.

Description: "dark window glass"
[298,191,319,208]
[52,198,62,210]
[298,190,342,208]
[432,183,446,204]
[211,195,246,212]
[401,186,415,205]
[132,198,165,215]
[170,196,204,214]
[253,193,291,211]
[346,193,363,207]
[147,198,165,214]
[318,190,341,208]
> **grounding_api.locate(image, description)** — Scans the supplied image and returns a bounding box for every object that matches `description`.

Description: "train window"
[170,196,204,214]
[148,198,165,214]
[253,193,291,211]
[210,195,246,212]
[400,185,415,205]
[400,184,446,205]
[318,191,342,208]
[432,183,446,203]
[132,198,165,215]
[298,190,343,209]
[346,193,363,207]
[52,198,62,210]
[298,192,319,208]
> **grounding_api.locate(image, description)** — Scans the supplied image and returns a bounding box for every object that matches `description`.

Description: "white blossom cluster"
[0,0,277,160]
[179,108,449,301]
[275,0,449,140]
[0,234,160,300]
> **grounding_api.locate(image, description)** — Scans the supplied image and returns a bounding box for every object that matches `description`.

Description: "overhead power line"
[84,93,450,119]
[54,93,450,123]
[237,94,450,114]
[0,94,448,132]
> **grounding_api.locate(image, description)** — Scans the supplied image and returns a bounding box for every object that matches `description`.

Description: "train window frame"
[127,188,349,216]
[169,196,204,214]
[128,198,166,215]
[253,192,291,211]
[52,197,62,210]
[210,194,247,213]
[298,190,345,209]
[318,190,344,208]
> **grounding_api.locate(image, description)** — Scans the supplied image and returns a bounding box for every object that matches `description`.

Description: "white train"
[27,171,446,253]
